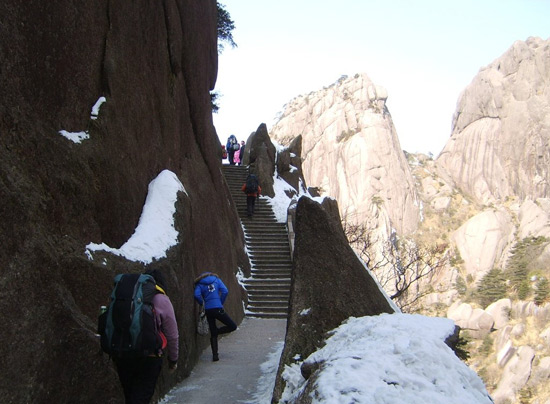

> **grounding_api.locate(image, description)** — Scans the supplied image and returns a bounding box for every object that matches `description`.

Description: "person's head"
[145,269,167,291]
[241,141,244,145]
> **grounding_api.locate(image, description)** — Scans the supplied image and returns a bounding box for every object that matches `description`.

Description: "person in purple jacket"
[114,269,179,404]
[194,272,237,361]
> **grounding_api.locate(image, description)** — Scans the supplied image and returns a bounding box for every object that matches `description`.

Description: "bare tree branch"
[342,217,449,312]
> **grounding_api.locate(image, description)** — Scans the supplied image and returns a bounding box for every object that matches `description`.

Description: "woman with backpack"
[194,272,237,361]
[108,269,179,404]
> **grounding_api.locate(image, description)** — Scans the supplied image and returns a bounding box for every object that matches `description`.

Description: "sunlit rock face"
[437,37,550,205]
[271,74,420,241]
[451,208,516,284]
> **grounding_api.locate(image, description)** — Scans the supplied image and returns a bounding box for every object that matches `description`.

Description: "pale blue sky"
[213,0,550,155]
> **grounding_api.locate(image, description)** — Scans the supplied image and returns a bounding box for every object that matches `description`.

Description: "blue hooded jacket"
[194,273,229,310]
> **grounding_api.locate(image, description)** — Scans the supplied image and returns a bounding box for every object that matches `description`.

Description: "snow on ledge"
[86,169,185,264]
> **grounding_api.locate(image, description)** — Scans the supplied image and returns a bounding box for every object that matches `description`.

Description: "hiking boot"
[210,336,219,361]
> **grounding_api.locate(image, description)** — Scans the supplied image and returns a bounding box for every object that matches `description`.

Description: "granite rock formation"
[243,123,308,199]
[0,1,248,403]
[270,74,420,242]
[451,208,516,284]
[242,123,277,197]
[271,196,396,402]
[437,37,550,205]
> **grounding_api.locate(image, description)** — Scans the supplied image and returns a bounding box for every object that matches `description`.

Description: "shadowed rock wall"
[0,1,247,403]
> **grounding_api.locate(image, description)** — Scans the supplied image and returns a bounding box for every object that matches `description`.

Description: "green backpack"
[98,273,166,358]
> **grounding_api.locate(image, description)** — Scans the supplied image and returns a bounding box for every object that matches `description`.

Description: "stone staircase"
[222,165,291,319]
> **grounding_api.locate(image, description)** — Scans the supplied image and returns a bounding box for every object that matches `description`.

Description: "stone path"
[160,317,286,404]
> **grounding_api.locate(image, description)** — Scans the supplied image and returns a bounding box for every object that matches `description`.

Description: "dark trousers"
[246,195,256,216]
[228,151,235,165]
[114,357,163,404]
[206,308,236,355]
[206,308,237,337]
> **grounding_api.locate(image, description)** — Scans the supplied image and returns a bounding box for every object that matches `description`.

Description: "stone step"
[244,227,288,233]
[250,257,291,264]
[248,247,290,252]
[246,239,290,246]
[245,232,288,237]
[245,311,288,319]
[242,221,280,226]
[246,237,289,243]
[249,253,292,260]
[245,226,284,234]
[249,257,292,263]
[246,305,289,314]
[247,301,288,312]
[245,278,290,286]
[247,292,290,301]
[249,251,292,257]
[250,266,291,271]
[247,242,290,248]
[245,287,290,296]
[241,221,287,227]
[245,237,289,243]
[250,261,292,267]
[246,283,290,292]
[249,251,290,256]
[237,216,279,223]
[239,212,277,218]
[250,272,292,279]
[249,254,291,261]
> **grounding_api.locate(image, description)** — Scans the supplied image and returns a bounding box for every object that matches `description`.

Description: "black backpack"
[98,273,166,358]
[245,174,259,194]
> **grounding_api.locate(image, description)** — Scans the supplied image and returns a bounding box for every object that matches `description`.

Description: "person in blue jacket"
[194,272,237,361]
[225,135,238,165]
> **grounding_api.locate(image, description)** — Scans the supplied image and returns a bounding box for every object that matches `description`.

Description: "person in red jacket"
[241,174,261,217]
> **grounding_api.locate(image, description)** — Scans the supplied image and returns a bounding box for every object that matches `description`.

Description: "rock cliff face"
[242,123,308,199]
[270,74,420,241]
[437,37,550,205]
[0,1,248,403]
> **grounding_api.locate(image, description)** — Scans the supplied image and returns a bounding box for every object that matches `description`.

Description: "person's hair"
[145,269,167,292]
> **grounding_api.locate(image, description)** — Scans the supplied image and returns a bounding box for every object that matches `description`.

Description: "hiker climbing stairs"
[222,165,291,319]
